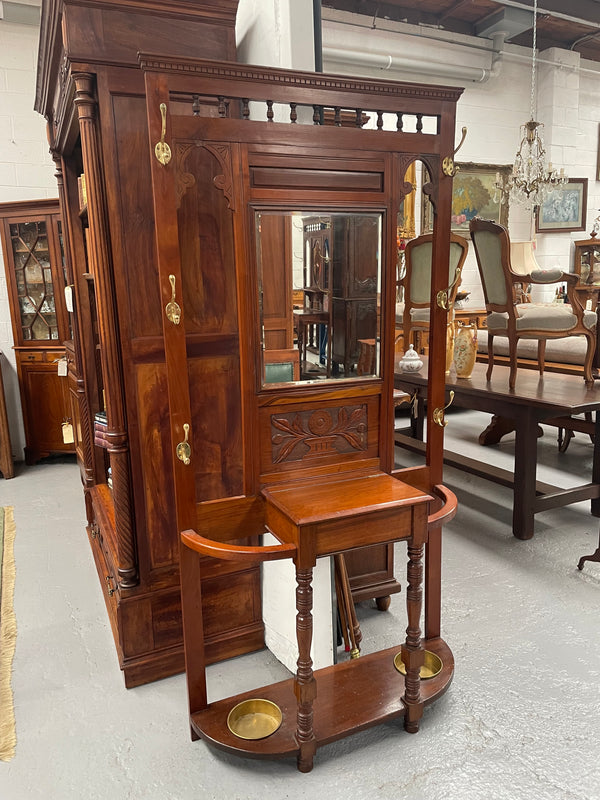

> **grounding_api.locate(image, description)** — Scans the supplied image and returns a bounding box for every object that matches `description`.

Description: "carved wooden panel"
[177,143,238,335]
[271,404,368,463]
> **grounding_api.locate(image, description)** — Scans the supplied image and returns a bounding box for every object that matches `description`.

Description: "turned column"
[402,540,425,733]
[295,566,317,773]
[73,73,138,588]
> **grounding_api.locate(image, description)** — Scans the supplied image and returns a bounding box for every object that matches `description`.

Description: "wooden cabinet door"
[17,354,71,463]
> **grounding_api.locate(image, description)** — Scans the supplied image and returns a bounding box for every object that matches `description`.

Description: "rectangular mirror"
[256,211,383,386]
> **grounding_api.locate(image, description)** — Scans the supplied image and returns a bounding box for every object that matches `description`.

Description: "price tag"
[65,285,74,313]
[57,358,68,376]
[62,422,74,444]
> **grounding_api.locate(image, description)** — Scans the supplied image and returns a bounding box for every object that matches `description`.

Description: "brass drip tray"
[227,699,283,740]
[393,649,443,680]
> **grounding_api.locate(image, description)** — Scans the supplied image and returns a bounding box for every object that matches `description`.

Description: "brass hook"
[433,391,454,427]
[165,274,182,325]
[442,127,468,177]
[154,102,172,166]
[176,423,191,465]
[436,265,464,311]
[454,126,467,157]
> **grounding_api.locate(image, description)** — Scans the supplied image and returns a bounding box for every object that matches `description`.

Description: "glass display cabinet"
[573,238,600,290]
[0,199,74,464]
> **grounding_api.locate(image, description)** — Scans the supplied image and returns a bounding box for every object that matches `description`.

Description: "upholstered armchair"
[398,232,469,352]
[469,217,596,389]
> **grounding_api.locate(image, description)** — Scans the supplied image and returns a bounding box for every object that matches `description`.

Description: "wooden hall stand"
[143,55,461,770]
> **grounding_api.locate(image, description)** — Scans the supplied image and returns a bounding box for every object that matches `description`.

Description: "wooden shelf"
[191,638,453,760]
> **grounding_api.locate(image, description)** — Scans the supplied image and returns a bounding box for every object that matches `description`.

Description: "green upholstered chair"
[263,348,300,383]
[398,231,469,353]
[469,217,596,389]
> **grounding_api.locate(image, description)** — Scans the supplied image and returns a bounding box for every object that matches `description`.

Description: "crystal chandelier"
[494,0,567,208]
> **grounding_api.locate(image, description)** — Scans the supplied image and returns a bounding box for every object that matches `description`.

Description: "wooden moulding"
[181,528,296,564]
[191,638,453,760]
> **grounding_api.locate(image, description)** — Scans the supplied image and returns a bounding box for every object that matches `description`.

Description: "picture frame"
[421,162,511,236]
[597,123,600,182]
[535,178,588,233]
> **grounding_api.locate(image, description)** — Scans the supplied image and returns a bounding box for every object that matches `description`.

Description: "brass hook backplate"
[176,423,191,465]
[155,102,172,166]
[436,289,450,310]
[433,391,454,427]
[442,156,457,177]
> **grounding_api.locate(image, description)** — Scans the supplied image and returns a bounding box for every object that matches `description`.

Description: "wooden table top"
[262,470,430,527]
[395,357,600,415]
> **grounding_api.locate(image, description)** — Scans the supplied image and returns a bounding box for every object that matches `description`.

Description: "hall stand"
[143,56,461,771]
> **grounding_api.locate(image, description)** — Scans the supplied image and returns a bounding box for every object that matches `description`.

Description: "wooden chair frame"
[401,232,469,352]
[469,217,595,389]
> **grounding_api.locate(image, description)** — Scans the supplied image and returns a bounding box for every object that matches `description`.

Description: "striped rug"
[0,506,16,761]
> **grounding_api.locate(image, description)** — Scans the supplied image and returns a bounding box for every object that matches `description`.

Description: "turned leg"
[486,334,494,382]
[295,566,317,773]
[402,541,424,734]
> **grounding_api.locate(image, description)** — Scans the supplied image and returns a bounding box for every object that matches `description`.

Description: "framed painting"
[535,178,587,233]
[421,162,511,236]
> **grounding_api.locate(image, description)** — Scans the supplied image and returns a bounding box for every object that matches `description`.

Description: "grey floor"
[1,409,600,800]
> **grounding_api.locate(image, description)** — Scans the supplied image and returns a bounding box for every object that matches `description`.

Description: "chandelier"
[494,0,567,208]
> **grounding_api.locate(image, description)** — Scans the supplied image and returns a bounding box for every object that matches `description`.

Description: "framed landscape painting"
[535,178,587,233]
[421,162,511,235]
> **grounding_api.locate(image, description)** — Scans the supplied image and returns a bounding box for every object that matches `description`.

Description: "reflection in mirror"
[256,211,382,386]
[393,159,437,475]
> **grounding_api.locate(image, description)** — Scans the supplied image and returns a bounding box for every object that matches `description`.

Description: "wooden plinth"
[191,637,453,760]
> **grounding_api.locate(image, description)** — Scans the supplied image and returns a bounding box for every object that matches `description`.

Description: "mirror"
[256,211,383,386]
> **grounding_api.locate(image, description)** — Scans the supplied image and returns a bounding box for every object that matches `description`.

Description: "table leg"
[410,394,425,440]
[512,409,538,539]
[424,530,441,640]
[295,566,317,773]
[297,322,305,371]
[593,300,600,379]
[592,410,600,518]
[402,541,424,733]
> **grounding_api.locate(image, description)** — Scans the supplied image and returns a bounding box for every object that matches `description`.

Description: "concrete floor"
[1,409,600,800]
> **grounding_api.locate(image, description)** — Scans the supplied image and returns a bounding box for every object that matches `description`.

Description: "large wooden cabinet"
[35,0,263,687]
[0,199,74,464]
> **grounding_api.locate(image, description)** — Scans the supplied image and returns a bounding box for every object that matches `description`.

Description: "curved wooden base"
[190,637,453,763]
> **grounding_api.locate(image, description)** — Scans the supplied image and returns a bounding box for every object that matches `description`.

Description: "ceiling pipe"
[489,0,600,32]
[323,31,505,83]
[313,0,323,72]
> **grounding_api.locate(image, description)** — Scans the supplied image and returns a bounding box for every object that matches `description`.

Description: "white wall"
[0,9,56,460]
[237,0,315,71]
[322,8,600,307]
